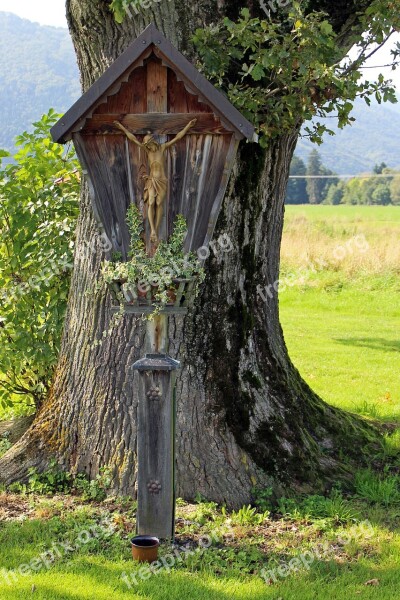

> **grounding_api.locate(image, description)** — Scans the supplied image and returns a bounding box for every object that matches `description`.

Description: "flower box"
[110,277,197,312]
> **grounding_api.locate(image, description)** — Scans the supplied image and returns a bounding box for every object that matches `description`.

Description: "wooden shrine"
[51,23,255,257]
[51,24,254,541]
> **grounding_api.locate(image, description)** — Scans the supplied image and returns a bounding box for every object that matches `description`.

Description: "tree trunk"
[0,416,34,445]
[0,0,380,506]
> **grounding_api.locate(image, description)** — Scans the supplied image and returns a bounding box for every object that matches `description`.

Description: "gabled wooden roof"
[51,23,255,144]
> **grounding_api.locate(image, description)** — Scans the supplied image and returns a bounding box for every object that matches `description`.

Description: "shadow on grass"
[334,337,400,353]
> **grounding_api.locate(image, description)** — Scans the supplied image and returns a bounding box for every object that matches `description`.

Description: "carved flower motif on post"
[147,386,162,400]
[147,480,162,494]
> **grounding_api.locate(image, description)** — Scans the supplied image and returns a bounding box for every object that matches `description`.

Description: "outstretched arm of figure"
[164,118,197,149]
[113,121,144,148]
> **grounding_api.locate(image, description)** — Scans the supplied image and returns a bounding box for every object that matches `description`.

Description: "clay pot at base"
[131,536,160,563]
[137,285,149,299]
[166,287,177,304]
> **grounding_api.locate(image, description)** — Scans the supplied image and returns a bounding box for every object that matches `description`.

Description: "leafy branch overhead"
[108,3,399,146]
[192,2,399,146]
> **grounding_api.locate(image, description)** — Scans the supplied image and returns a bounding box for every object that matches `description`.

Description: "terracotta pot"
[131,536,160,563]
[166,287,177,304]
[137,285,149,299]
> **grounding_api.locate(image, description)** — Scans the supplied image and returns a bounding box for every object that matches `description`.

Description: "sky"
[354,34,400,92]
[0,0,67,28]
[0,0,399,89]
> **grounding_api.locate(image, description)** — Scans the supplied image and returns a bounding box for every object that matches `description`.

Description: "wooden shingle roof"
[51,23,255,144]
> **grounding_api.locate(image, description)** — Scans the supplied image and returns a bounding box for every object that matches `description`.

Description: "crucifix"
[114,118,197,243]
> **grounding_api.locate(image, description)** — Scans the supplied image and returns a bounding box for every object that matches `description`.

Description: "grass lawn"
[280,204,400,422]
[0,488,400,600]
[280,278,400,421]
[0,205,399,599]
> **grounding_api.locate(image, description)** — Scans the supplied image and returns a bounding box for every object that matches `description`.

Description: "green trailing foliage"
[0,111,80,414]
[102,205,205,319]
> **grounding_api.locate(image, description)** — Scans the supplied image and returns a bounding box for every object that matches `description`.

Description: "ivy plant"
[102,205,204,318]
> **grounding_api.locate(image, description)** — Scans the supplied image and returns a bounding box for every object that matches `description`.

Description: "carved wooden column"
[133,352,179,540]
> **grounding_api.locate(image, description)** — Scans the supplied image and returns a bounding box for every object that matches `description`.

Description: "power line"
[289,174,398,179]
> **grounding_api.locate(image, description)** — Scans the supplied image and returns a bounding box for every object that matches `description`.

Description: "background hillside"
[296,100,400,175]
[0,11,399,175]
[0,12,80,152]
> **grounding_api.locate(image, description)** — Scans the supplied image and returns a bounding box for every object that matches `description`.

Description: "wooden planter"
[110,277,197,315]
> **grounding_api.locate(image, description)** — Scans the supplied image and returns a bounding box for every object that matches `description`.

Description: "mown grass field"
[280,205,400,422]
[0,205,399,599]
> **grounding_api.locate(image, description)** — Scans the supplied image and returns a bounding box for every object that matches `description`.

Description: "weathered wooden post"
[133,351,179,538]
[51,23,254,541]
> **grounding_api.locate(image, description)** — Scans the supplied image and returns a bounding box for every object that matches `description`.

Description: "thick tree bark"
[0,416,34,445]
[0,0,380,506]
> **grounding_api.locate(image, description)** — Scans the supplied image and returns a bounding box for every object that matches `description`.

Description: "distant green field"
[280,205,400,423]
[283,204,400,223]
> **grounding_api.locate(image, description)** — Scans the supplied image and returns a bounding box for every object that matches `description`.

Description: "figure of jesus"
[114,118,197,243]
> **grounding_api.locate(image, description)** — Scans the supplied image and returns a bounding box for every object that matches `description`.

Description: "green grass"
[0,491,399,600]
[280,275,400,421]
[1,205,400,599]
[283,203,400,225]
[280,205,400,422]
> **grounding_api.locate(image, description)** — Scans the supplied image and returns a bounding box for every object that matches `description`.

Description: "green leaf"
[0,111,79,413]
[250,64,265,82]
[320,21,333,36]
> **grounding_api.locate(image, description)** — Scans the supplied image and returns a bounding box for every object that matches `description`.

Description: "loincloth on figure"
[143,175,168,203]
